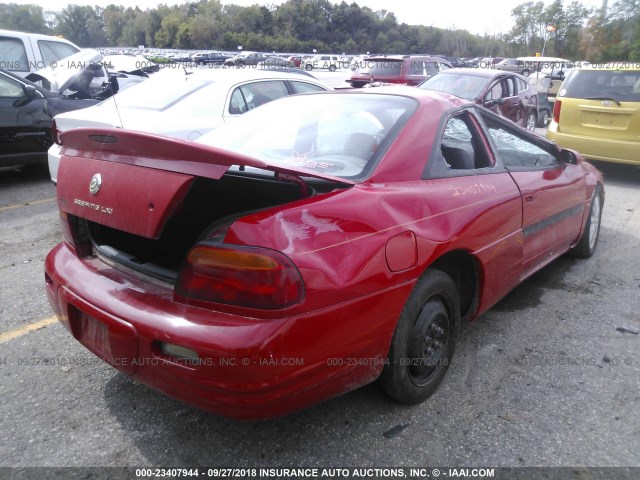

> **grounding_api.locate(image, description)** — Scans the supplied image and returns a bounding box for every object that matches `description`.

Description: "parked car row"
[1,48,148,168]
[47,68,332,182]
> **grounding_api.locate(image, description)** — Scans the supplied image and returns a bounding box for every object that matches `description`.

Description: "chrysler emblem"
[602,100,612,107]
[89,174,102,195]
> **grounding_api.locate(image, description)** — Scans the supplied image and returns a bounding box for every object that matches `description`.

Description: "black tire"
[537,110,550,127]
[329,65,337,72]
[525,112,537,131]
[522,69,530,77]
[380,269,460,404]
[570,185,604,258]
[305,64,313,71]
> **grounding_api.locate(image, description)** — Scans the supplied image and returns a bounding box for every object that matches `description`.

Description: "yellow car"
[547,65,640,166]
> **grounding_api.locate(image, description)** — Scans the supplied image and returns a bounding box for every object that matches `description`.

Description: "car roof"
[516,56,569,63]
[0,28,78,46]
[366,55,444,61]
[143,67,329,85]
[339,84,473,109]
[434,67,516,78]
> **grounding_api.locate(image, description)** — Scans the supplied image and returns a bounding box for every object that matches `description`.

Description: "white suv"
[304,55,340,72]
[0,29,80,77]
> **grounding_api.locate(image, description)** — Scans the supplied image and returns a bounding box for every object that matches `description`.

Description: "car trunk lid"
[58,128,353,240]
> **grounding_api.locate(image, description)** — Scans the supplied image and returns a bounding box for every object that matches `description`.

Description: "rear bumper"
[547,123,640,165]
[45,242,407,419]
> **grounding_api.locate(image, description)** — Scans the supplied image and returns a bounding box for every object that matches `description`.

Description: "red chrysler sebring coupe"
[45,88,603,419]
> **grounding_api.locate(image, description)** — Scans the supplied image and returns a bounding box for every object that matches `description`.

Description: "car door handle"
[15,132,46,138]
[524,193,536,202]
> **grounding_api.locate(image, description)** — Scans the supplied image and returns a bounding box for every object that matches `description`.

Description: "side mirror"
[23,85,39,98]
[560,149,582,165]
[484,98,503,107]
[109,74,120,95]
[13,84,40,107]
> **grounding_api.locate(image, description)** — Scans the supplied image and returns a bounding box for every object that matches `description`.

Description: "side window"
[37,40,79,66]
[517,78,528,92]
[290,81,326,94]
[228,88,247,115]
[484,116,559,168]
[0,73,26,98]
[503,77,515,96]
[0,37,29,72]
[439,114,492,171]
[486,82,503,101]
[409,61,424,75]
[239,80,288,110]
[426,62,439,75]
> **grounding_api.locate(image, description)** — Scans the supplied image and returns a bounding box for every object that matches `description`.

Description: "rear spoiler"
[61,128,355,185]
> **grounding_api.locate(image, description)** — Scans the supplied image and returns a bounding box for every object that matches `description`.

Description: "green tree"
[0,3,49,33]
[54,5,106,47]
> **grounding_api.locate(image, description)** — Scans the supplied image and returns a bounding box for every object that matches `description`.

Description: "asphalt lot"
[1,151,639,473]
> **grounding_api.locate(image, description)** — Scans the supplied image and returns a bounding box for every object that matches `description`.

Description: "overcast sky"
[13,0,603,35]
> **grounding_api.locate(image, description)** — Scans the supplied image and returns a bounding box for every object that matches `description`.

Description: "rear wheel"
[525,112,537,131]
[329,65,337,72]
[570,185,604,258]
[380,269,460,404]
[537,110,550,127]
[305,64,313,71]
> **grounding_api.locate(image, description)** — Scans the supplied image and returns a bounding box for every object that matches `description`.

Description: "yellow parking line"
[0,197,56,213]
[0,316,59,343]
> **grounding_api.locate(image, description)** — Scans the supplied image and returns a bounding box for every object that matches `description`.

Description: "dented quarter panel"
[225,172,523,317]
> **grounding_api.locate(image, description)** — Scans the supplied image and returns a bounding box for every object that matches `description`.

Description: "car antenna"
[104,62,125,129]
[112,92,125,129]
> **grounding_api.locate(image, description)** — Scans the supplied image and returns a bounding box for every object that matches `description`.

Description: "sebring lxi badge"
[89,173,102,195]
[75,173,113,214]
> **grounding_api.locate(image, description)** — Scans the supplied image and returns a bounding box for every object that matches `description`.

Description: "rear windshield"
[560,69,640,102]
[197,94,417,181]
[111,71,211,110]
[419,73,488,100]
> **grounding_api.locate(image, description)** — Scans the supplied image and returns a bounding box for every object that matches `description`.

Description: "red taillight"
[553,100,562,124]
[59,210,74,245]
[59,211,91,256]
[52,118,62,145]
[175,244,304,310]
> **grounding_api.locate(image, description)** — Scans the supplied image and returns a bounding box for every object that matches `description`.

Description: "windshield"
[419,73,487,100]
[196,93,416,180]
[559,69,640,102]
